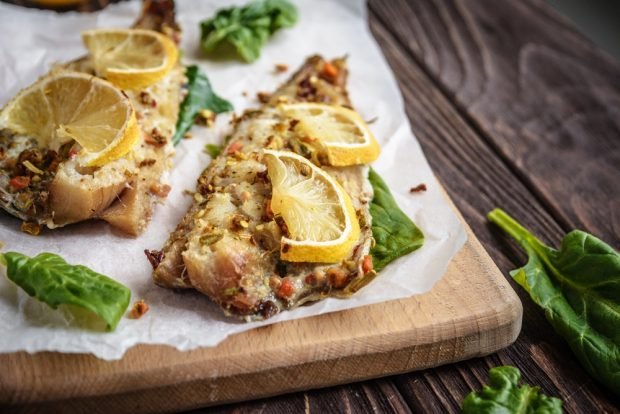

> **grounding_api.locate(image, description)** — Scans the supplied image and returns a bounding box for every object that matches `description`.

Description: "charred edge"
[133,0,180,35]
[144,249,165,270]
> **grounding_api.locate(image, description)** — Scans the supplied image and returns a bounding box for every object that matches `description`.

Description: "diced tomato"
[277,278,295,299]
[226,141,244,155]
[128,299,149,319]
[9,176,30,190]
[362,255,373,274]
[322,62,339,80]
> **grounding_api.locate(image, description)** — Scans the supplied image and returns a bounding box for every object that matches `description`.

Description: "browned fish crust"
[0,0,183,236]
[152,56,376,321]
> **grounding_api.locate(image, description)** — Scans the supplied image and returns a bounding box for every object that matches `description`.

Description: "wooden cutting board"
[0,203,522,413]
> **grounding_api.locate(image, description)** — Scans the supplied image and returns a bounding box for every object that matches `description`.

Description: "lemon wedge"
[0,71,139,167]
[264,149,361,263]
[282,103,380,166]
[82,28,178,90]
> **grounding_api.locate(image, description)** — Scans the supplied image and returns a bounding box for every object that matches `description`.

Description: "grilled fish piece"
[0,0,183,236]
[150,56,376,320]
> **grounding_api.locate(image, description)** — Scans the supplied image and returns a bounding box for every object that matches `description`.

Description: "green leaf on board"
[1,252,131,331]
[369,168,424,272]
[200,0,298,62]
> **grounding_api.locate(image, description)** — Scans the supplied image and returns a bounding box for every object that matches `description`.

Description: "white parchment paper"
[0,0,466,360]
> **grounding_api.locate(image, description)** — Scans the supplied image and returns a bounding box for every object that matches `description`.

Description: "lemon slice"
[0,71,139,167]
[281,103,380,166]
[82,28,178,90]
[264,149,361,263]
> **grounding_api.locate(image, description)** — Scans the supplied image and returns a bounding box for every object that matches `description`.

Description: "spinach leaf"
[200,0,298,62]
[488,208,620,396]
[369,168,424,272]
[172,65,233,146]
[462,366,563,413]
[1,252,131,331]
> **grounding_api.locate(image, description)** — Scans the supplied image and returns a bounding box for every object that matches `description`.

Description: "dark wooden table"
[4,0,619,412]
[199,1,620,412]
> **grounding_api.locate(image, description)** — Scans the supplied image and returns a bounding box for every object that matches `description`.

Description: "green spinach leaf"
[1,252,131,331]
[488,208,620,396]
[462,366,563,413]
[200,0,298,62]
[172,65,233,146]
[369,168,424,272]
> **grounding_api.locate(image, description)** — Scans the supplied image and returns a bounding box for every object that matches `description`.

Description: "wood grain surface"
[0,215,521,413]
[203,0,620,412]
[372,0,620,248]
[1,0,619,412]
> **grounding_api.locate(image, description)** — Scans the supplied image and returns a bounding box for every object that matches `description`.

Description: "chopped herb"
[1,252,131,331]
[199,0,298,63]
[488,208,620,396]
[173,65,233,146]
[205,143,223,158]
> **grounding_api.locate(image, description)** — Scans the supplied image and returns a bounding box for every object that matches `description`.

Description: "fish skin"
[0,0,182,236]
[153,55,375,320]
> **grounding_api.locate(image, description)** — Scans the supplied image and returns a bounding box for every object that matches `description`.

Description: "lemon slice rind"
[264,149,361,263]
[281,103,381,167]
[0,71,139,168]
[82,28,178,90]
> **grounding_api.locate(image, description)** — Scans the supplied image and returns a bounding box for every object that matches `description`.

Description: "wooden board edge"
[0,184,523,410]
[1,302,521,414]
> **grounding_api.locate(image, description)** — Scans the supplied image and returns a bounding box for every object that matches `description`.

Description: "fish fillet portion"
[151,56,376,320]
[0,0,182,236]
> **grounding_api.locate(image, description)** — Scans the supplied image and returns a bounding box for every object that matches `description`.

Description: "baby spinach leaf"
[462,366,563,413]
[488,208,620,396]
[1,252,131,331]
[369,168,424,272]
[172,65,233,146]
[200,0,298,62]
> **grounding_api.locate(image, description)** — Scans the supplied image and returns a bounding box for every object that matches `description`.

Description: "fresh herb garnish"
[462,366,563,413]
[1,252,131,331]
[199,0,298,63]
[488,208,620,396]
[205,143,223,158]
[369,168,424,271]
[172,65,233,146]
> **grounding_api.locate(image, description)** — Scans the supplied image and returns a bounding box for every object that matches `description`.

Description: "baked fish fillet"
[0,0,183,236]
[149,56,376,320]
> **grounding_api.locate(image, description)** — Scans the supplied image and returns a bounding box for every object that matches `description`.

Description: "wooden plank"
[367,2,620,412]
[2,0,616,412]
[212,1,620,411]
[0,209,522,413]
[370,0,620,248]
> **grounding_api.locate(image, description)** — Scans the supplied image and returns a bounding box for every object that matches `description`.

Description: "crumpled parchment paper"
[0,0,466,360]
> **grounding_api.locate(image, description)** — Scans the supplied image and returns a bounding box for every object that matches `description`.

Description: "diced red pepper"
[322,62,339,80]
[362,255,373,274]
[277,278,295,299]
[9,176,30,190]
[128,299,149,319]
[226,141,244,155]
